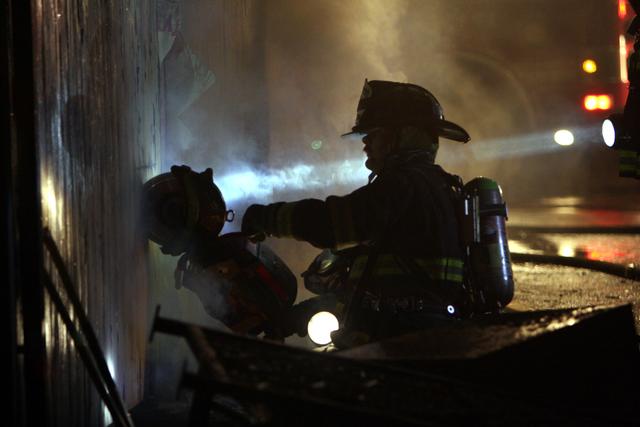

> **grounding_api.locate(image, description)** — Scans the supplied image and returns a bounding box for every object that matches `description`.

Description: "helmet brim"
[340,130,363,138]
[438,119,470,143]
[340,126,381,138]
[341,119,470,143]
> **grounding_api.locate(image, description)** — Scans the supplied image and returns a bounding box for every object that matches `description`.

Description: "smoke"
[165,0,632,201]
[264,0,412,169]
[216,157,369,203]
[165,0,537,194]
[178,267,233,322]
[153,2,640,356]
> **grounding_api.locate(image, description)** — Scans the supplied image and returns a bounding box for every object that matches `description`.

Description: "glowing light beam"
[215,158,369,203]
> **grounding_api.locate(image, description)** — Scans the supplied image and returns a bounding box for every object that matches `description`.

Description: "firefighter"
[241,79,470,346]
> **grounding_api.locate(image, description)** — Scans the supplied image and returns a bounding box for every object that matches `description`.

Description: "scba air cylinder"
[464,177,514,312]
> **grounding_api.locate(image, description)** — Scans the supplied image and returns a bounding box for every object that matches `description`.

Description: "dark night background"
[5,1,640,425]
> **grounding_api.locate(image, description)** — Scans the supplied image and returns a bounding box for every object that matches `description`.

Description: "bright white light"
[446,305,456,315]
[103,403,113,426]
[558,242,575,257]
[553,129,574,146]
[103,353,117,425]
[307,311,339,345]
[602,119,615,147]
[507,240,530,253]
[106,354,116,381]
[41,176,62,228]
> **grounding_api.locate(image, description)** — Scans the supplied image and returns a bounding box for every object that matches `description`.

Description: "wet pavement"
[508,194,640,230]
[510,263,640,325]
[506,194,640,330]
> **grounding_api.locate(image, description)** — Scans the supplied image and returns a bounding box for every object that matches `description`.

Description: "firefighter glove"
[242,202,291,242]
[241,204,269,242]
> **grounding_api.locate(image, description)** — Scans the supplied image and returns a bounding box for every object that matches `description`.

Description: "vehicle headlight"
[602,119,616,148]
[602,114,629,149]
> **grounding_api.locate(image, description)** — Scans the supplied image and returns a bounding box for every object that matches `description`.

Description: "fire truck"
[406,0,635,199]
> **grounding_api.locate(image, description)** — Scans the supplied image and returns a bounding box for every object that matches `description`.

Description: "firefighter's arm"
[241,174,412,249]
[241,199,335,247]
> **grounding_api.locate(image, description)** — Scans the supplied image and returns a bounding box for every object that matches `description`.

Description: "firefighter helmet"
[342,79,470,143]
[143,165,230,255]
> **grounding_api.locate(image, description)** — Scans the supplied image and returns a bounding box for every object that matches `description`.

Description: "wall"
[32,0,160,424]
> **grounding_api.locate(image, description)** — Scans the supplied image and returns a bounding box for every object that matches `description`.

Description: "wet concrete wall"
[32,0,160,424]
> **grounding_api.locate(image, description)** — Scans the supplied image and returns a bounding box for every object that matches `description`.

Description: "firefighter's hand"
[241,204,268,243]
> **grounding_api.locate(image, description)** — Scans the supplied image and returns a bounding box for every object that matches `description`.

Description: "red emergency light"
[619,0,627,19]
[583,94,613,111]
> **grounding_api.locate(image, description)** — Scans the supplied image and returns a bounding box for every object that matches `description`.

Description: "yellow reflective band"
[430,272,464,282]
[619,150,637,159]
[619,156,637,161]
[349,254,464,284]
[326,196,359,250]
[352,268,464,283]
[619,158,637,166]
[413,258,464,283]
[417,258,465,269]
[618,149,638,177]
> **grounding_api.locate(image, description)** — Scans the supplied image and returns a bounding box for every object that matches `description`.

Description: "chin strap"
[367,171,377,184]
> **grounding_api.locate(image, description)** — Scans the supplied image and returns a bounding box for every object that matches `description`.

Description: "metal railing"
[42,229,134,427]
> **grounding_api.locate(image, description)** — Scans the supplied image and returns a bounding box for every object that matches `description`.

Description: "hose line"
[507,225,640,235]
[510,252,640,282]
[508,225,640,235]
